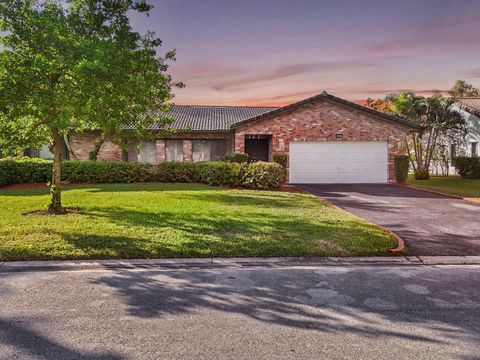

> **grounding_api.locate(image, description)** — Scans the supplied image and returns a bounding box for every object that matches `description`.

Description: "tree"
[449,80,479,98]
[392,93,466,180]
[0,0,179,213]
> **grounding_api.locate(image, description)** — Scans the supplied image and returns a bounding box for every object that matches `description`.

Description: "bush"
[0,157,52,186]
[272,154,288,168]
[0,157,286,190]
[225,152,248,163]
[154,162,196,183]
[453,156,480,179]
[241,161,285,190]
[194,161,242,186]
[394,155,409,183]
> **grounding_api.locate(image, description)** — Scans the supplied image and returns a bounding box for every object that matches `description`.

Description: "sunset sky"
[130,0,480,106]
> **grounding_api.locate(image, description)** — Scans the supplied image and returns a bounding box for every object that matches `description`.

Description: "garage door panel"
[289,141,387,184]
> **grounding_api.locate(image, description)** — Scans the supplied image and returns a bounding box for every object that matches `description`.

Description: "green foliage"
[0,0,179,210]
[1,158,288,189]
[394,155,409,183]
[0,157,52,186]
[453,157,480,179]
[241,162,285,190]
[194,161,243,186]
[272,154,288,168]
[449,80,479,98]
[225,152,249,163]
[154,162,196,183]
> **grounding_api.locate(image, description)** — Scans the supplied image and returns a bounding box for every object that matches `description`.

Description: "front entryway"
[289,141,388,183]
[245,136,270,162]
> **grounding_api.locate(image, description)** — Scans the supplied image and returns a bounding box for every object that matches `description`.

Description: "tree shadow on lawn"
[64,203,392,257]
[88,266,480,357]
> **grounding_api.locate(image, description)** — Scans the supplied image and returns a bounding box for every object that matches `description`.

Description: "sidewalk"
[2,255,480,272]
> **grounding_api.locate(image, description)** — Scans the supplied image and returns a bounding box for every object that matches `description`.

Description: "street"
[1,264,479,359]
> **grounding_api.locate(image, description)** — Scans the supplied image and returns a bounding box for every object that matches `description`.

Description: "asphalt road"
[1,265,479,360]
[296,184,480,255]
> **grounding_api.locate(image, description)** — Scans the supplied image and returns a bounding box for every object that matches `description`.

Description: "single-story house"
[429,98,480,175]
[26,92,422,184]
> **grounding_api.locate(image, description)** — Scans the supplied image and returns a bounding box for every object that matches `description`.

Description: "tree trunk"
[89,135,106,161]
[48,129,65,214]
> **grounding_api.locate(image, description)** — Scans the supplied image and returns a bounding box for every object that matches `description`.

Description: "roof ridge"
[171,104,279,109]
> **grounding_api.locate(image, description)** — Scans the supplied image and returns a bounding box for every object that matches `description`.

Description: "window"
[472,142,478,157]
[138,141,156,163]
[39,144,53,159]
[192,140,211,162]
[166,140,184,162]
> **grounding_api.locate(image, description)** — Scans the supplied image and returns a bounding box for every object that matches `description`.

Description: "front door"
[245,138,269,162]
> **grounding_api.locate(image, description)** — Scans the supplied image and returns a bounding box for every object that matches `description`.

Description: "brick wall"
[234,98,411,182]
[69,133,123,161]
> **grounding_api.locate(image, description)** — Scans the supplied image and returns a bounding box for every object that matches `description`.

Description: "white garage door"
[289,141,388,184]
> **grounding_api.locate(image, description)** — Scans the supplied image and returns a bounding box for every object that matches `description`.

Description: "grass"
[0,183,396,261]
[407,175,480,198]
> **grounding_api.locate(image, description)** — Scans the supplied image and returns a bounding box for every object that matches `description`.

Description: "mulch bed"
[23,207,81,216]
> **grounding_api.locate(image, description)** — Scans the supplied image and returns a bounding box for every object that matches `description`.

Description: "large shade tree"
[0,0,179,213]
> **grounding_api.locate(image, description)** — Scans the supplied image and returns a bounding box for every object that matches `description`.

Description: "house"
[429,98,480,175]
[27,92,421,184]
[454,98,480,157]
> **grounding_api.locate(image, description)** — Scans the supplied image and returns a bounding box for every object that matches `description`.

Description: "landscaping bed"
[0,183,396,260]
[407,175,480,199]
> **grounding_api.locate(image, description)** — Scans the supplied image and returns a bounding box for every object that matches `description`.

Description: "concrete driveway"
[296,184,480,256]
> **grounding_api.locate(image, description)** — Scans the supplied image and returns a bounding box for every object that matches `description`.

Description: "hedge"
[194,161,243,186]
[225,152,249,163]
[453,156,480,179]
[394,155,409,184]
[0,157,285,189]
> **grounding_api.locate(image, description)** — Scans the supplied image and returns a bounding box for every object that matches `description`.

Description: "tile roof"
[150,105,278,131]
[145,92,421,132]
[455,98,480,117]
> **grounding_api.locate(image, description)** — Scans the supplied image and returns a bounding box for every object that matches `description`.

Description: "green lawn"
[0,183,396,261]
[407,175,480,198]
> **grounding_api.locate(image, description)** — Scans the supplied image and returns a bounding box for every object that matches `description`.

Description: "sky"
[129,0,480,106]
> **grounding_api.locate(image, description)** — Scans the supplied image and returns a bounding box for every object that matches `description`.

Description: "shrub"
[394,155,409,184]
[272,154,288,168]
[225,152,248,163]
[241,161,285,189]
[194,161,243,186]
[453,156,480,179]
[154,162,196,183]
[0,157,52,186]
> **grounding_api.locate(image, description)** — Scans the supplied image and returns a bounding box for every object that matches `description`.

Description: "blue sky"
[130,0,480,105]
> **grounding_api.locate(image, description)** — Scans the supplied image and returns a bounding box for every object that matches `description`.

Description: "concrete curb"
[291,185,406,254]
[1,256,480,272]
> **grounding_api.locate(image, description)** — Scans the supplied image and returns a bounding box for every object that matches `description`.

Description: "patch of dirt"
[23,207,81,216]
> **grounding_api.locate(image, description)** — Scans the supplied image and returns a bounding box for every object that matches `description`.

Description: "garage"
[289,141,388,184]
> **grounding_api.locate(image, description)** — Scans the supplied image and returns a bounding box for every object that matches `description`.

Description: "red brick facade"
[233,98,411,182]
[66,97,412,182]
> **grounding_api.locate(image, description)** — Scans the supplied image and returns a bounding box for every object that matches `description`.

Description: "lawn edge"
[396,183,480,203]
[290,185,406,254]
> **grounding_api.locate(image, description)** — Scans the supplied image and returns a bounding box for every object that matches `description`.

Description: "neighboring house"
[25,91,421,184]
[429,98,480,175]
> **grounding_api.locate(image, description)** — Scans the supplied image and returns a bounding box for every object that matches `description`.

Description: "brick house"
[30,92,421,183]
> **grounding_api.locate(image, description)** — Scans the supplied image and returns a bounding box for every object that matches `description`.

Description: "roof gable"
[231,91,422,130]
[455,98,480,117]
